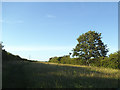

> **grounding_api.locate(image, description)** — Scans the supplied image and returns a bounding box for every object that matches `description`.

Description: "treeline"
[2,49,37,62]
[49,51,120,70]
[49,31,120,69]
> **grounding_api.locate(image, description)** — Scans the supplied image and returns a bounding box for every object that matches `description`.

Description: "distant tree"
[72,30,109,65]
[69,53,72,56]
[118,50,120,69]
[0,41,4,49]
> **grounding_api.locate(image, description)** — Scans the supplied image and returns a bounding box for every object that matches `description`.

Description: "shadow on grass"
[2,61,120,88]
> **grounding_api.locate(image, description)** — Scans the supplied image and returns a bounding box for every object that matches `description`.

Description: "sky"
[2,2,118,61]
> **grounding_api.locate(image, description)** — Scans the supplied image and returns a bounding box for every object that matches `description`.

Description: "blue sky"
[2,2,118,61]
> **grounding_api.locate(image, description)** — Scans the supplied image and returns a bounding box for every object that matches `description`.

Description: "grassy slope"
[3,61,120,88]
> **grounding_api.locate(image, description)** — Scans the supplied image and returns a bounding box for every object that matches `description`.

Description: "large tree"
[72,31,109,65]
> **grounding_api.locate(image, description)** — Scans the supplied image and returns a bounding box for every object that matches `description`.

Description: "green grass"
[3,61,120,88]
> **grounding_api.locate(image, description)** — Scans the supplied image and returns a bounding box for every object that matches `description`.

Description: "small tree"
[0,41,4,49]
[72,30,109,65]
[69,53,71,55]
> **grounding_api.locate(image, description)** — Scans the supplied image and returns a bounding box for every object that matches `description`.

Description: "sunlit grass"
[3,61,120,88]
[39,61,119,77]
[44,63,119,79]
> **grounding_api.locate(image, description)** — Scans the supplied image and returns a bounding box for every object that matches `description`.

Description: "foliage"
[2,46,120,88]
[2,49,34,62]
[105,51,119,69]
[91,51,120,69]
[49,56,60,63]
[0,41,4,49]
[49,31,118,69]
[49,51,120,69]
[72,31,109,64]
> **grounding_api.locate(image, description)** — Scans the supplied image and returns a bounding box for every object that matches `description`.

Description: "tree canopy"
[72,31,109,61]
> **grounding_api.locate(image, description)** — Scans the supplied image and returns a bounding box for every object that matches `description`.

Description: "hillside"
[2,49,32,62]
[2,50,120,88]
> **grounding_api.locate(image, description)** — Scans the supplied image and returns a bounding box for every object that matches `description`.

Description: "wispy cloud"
[46,14,56,18]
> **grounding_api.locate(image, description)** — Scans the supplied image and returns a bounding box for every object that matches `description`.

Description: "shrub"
[49,51,120,69]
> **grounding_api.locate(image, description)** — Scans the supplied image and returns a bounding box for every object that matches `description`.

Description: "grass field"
[3,61,120,88]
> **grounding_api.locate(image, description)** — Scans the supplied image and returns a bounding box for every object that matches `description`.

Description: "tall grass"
[3,61,120,88]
